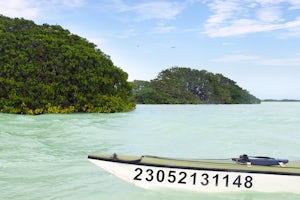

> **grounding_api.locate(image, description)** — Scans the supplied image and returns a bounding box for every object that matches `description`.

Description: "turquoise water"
[1,102,300,199]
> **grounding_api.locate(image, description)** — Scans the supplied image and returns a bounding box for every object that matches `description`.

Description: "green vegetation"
[263,99,300,102]
[0,15,260,114]
[133,67,261,104]
[0,15,135,114]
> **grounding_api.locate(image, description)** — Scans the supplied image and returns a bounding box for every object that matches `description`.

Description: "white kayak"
[88,153,300,194]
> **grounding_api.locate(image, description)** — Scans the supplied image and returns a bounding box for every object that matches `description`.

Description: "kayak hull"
[88,154,300,194]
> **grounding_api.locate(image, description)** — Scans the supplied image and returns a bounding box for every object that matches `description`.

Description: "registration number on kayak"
[133,167,253,188]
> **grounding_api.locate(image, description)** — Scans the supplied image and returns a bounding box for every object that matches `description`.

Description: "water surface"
[1,102,300,199]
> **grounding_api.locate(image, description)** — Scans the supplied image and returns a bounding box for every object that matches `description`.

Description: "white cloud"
[113,1,185,21]
[58,0,85,8]
[111,0,130,12]
[256,7,282,23]
[213,54,300,67]
[207,17,300,37]
[258,57,300,66]
[280,26,300,38]
[203,0,300,37]
[154,22,176,33]
[288,0,300,10]
[213,54,259,62]
[205,0,241,25]
[0,0,84,19]
[0,0,39,19]
[134,2,184,20]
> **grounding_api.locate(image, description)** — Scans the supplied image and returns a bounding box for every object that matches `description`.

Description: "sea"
[1,102,300,200]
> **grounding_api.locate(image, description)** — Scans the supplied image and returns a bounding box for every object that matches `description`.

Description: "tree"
[0,15,135,114]
[132,67,261,104]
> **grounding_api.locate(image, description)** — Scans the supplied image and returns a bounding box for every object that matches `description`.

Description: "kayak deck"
[88,154,300,176]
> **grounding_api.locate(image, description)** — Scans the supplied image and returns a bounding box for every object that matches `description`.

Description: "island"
[133,67,261,104]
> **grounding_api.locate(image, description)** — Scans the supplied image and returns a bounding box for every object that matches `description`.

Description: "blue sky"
[1,0,300,99]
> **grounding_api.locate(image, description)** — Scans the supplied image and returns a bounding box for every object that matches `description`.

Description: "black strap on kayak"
[232,154,252,167]
[232,154,288,167]
[110,153,143,164]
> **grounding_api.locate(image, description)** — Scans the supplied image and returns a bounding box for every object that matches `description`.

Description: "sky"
[1,0,300,99]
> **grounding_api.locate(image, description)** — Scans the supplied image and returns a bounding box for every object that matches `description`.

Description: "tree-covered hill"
[0,15,135,114]
[133,67,261,104]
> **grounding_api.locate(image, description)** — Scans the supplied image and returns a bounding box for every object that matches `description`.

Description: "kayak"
[88,153,300,194]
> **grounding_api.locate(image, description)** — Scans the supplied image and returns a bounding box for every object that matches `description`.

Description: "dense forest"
[133,67,261,104]
[0,15,135,114]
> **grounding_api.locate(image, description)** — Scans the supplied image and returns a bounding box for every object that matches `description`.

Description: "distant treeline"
[132,67,261,104]
[0,15,135,114]
[263,99,300,102]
